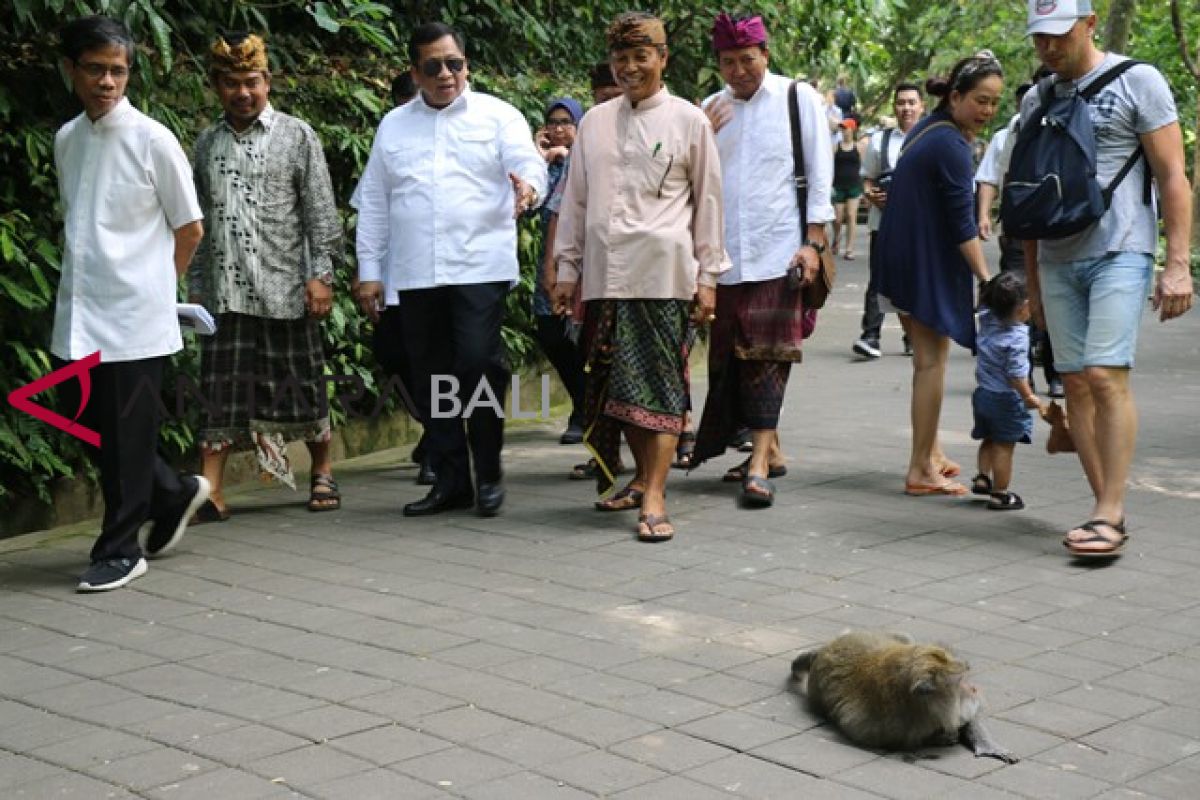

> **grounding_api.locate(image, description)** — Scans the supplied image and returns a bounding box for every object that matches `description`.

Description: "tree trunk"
[1193,102,1199,254]
[1104,0,1138,52]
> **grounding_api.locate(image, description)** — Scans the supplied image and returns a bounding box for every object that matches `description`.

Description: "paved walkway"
[3,247,1199,799]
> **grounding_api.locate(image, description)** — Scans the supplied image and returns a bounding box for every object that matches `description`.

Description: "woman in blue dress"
[874,52,1002,496]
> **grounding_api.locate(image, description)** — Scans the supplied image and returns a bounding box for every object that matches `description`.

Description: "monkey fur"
[791,630,1017,763]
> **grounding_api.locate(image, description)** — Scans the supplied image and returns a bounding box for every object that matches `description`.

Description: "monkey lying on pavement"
[790,630,1018,763]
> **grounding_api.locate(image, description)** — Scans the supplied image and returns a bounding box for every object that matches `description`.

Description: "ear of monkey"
[791,630,1018,763]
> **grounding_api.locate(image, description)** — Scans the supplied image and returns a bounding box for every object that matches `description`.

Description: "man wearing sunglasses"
[355,22,547,518]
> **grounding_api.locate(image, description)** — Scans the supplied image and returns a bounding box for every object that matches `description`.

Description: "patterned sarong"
[693,277,812,467]
[198,312,331,488]
[581,299,691,494]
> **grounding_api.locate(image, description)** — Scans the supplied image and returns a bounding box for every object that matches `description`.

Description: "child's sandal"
[986,491,1024,511]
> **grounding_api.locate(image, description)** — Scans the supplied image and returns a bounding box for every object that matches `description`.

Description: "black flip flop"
[1063,518,1127,558]
[723,458,787,483]
[971,473,993,496]
[741,475,775,508]
[193,499,230,524]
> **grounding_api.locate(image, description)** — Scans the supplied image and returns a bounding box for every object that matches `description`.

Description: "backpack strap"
[788,80,809,233]
[1079,59,1150,206]
[880,127,894,173]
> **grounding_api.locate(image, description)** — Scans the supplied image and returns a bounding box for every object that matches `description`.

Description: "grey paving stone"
[85,746,219,792]
[1134,705,1200,739]
[749,730,880,778]
[28,728,161,771]
[267,704,390,741]
[458,770,595,800]
[470,724,592,768]
[670,671,782,708]
[1082,722,1200,765]
[0,751,62,789]
[244,743,376,791]
[144,767,294,800]
[1126,757,1200,800]
[1033,741,1161,785]
[540,705,663,747]
[308,767,447,800]
[979,759,1114,799]
[392,745,522,789]
[326,724,451,767]
[346,685,463,723]
[184,724,311,765]
[539,749,667,795]
[610,729,734,774]
[9,771,139,799]
[997,699,1121,739]
[610,775,746,800]
[1049,684,1163,722]
[677,709,798,752]
[685,753,832,796]
[834,754,985,799]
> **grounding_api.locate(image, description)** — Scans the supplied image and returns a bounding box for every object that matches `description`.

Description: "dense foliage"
[1,0,1195,513]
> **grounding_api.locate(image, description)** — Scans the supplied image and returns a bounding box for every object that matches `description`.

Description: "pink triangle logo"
[7,350,102,448]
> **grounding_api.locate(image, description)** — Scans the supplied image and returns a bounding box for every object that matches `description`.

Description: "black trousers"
[860,232,885,340]
[398,282,509,491]
[534,315,585,427]
[373,305,426,422]
[54,356,187,563]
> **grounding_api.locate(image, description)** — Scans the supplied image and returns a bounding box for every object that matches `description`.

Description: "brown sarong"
[693,276,812,467]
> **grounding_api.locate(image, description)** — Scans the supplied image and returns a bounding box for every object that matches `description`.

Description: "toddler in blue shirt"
[970,273,1045,510]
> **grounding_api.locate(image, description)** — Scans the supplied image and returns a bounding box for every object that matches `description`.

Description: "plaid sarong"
[693,277,809,467]
[198,312,331,452]
[581,299,690,494]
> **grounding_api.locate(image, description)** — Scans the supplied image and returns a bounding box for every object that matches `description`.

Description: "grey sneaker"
[852,338,882,359]
[139,475,210,559]
[77,557,148,592]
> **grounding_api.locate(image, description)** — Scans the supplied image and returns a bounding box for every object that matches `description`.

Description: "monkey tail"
[790,650,817,681]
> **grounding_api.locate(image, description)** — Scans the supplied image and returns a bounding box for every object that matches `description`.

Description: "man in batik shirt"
[190,33,342,519]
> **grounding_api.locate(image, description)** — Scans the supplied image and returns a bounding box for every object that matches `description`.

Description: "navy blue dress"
[873,110,979,351]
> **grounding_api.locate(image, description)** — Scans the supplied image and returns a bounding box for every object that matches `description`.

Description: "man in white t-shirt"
[52,16,210,591]
[852,82,924,359]
[1021,0,1193,558]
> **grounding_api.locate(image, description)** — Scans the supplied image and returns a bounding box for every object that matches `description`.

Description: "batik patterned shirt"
[192,105,341,319]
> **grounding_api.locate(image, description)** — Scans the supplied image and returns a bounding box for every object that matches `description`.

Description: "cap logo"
[1035,0,1059,15]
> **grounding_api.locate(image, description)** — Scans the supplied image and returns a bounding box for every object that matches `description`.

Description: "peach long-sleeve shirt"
[554,87,729,301]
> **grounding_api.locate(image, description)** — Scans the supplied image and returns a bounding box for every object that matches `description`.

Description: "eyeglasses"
[419,57,466,78]
[74,62,130,80]
[545,118,575,128]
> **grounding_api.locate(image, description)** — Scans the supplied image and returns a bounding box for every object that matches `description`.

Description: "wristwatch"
[803,239,827,255]
[315,270,335,286]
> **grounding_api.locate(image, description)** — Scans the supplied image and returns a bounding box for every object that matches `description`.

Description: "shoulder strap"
[788,80,809,232]
[1079,59,1144,101]
[880,128,894,172]
[900,120,956,155]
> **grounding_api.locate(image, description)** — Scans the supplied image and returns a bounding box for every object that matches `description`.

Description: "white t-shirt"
[860,126,906,232]
[52,99,202,362]
[1019,54,1178,264]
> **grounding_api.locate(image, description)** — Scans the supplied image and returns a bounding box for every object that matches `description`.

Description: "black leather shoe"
[476,482,505,517]
[403,487,474,517]
[416,458,437,486]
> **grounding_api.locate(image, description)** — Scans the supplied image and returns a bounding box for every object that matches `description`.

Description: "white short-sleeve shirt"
[52,98,202,362]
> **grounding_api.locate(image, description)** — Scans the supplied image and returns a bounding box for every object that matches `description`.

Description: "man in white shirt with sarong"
[692,12,834,509]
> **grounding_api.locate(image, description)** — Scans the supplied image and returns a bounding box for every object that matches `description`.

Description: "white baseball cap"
[1026,0,1093,36]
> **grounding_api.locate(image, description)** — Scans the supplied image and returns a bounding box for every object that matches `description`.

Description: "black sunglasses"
[419,57,466,78]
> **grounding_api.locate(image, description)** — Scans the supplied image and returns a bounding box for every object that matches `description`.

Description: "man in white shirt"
[692,12,833,508]
[852,82,924,359]
[354,22,547,518]
[52,16,209,592]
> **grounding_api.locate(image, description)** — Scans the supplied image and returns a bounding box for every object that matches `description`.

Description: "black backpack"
[1000,59,1147,240]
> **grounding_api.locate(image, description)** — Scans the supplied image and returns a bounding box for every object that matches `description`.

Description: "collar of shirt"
[87,96,134,130]
[413,85,473,115]
[221,102,276,135]
[722,71,784,106]
[623,85,670,112]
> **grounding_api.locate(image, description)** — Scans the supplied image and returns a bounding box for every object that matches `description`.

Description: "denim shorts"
[1038,251,1153,373]
[971,388,1032,444]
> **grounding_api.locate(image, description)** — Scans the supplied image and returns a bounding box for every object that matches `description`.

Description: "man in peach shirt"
[553,12,729,542]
